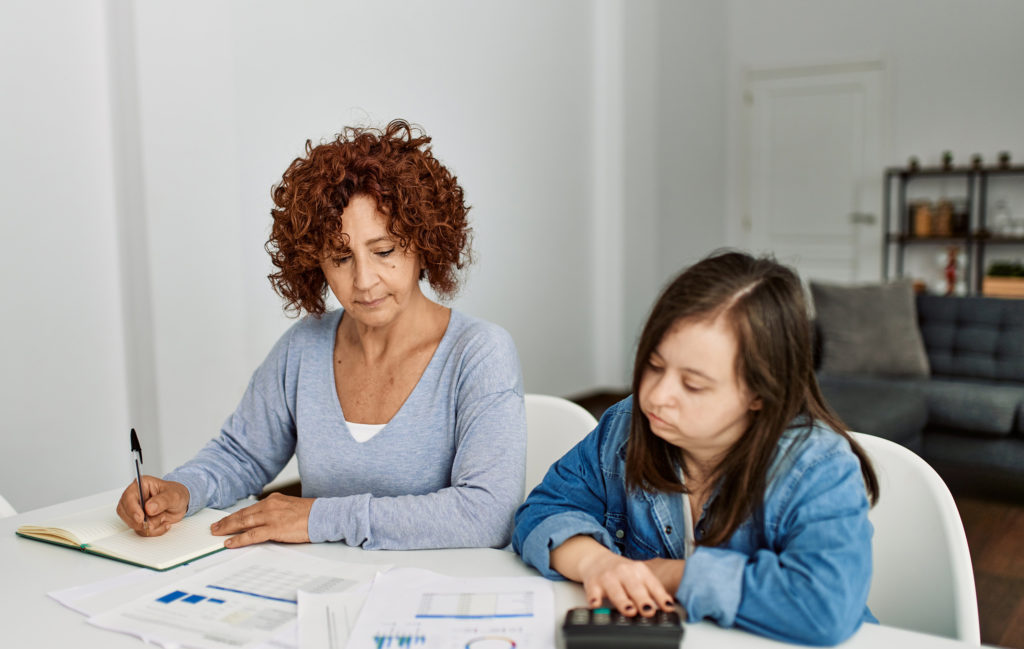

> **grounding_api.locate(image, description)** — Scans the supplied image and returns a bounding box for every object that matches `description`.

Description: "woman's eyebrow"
[682,367,716,382]
[653,348,716,382]
[363,236,393,246]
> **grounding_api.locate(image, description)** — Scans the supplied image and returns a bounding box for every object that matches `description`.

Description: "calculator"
[562,606,685,648]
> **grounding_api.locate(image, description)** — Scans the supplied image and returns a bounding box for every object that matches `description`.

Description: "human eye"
[683,383,705,393]
[375,248,395,258]
[331,254,352,265]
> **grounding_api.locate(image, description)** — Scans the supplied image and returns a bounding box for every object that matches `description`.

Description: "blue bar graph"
[157,591,187,604]
[156,591,224,605]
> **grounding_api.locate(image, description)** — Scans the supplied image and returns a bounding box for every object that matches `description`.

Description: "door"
[741,62,885,284]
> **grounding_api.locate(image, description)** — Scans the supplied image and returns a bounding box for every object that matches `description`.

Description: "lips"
[645,410,669,428]
[358,296,387,308]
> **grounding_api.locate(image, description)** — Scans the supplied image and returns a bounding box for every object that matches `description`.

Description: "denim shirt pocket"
[603,511,629,554]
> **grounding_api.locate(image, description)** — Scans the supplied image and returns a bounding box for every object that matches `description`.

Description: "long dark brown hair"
[625,251,878,547]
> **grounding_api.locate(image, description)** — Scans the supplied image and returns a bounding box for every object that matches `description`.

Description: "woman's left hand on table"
[210,493,314,547]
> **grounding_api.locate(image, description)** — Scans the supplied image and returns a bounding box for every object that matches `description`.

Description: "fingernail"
[642,604,653,612]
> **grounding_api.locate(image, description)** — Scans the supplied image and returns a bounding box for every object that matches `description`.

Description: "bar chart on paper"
[372,622,521,649]
[372,624,428,648]
[347,568,555,649]
[87,547,383,649]
[417,591,534,619]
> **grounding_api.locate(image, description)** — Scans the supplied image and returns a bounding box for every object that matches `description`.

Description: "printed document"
[87,546,386,649]
[347,567,556,649]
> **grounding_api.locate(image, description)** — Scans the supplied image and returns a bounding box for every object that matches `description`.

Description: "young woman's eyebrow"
[682,367,715,382]
[652,348,716,382]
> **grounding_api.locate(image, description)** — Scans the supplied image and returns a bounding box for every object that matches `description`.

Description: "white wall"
[653,0,729,313]
[0,0,131,511]
[620,0,730,384]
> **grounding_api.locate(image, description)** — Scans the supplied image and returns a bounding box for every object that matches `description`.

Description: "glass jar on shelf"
[990,199,1014,236]
[1013,216,1024,238]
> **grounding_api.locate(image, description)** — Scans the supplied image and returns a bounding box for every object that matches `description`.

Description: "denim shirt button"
[615,529,625,539]
[664,525,673,535]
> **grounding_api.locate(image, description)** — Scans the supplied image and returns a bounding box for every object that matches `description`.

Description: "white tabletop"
[1,489,978,649]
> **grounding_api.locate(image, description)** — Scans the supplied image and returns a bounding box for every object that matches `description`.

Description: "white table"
[1,490,978,648]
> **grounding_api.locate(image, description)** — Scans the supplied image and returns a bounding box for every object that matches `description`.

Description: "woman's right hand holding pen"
[551,535,679,617]
[115,476,190,537]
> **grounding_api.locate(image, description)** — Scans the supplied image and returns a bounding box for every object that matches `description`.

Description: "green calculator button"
[593,607,612,615]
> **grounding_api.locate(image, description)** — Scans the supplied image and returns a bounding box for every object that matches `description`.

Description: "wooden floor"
[569,391,1024,648]
[956,496,1024,648]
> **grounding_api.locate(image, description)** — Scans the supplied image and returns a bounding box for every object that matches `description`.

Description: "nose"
[645,371,674,408]
[352,255,378,292]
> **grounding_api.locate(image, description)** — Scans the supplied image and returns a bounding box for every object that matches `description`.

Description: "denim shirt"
[513,396,876,646]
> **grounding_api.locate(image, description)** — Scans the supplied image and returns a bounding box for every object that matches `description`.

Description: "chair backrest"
[524,394,598,498]
[852,432,980,643]
[0,494,17,519]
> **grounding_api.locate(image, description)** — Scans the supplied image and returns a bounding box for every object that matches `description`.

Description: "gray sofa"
[815,293,1024,499]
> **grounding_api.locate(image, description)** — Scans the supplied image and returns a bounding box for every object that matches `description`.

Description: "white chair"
[0,494,17,518]
[853,432,980,644]
[524,394,598,498]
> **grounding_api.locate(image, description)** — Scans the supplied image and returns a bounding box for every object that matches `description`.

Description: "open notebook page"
[20,505,132,545]
[91,508,226,567]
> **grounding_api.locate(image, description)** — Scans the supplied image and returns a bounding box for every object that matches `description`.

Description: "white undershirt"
[679,469,697,559]
[345,420,387,443]
[681,492,696,559]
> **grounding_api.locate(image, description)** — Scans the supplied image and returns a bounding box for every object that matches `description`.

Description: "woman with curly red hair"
[116,120,527,550]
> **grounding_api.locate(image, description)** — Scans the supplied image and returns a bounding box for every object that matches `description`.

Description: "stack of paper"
[51,546,385,649]
[50,547,557,649]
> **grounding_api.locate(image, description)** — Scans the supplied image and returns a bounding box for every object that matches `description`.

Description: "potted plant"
[983,261,1024,298]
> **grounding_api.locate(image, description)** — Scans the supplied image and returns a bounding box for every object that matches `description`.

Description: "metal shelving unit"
[883,164,1024,295]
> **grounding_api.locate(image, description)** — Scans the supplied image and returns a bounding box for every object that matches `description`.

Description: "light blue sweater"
[165,309,527,549]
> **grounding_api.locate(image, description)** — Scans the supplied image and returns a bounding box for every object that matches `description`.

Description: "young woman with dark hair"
[116,120,526,550]
[513,251,878,645]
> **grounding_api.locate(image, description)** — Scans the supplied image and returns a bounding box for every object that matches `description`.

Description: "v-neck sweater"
[165,308,526,549]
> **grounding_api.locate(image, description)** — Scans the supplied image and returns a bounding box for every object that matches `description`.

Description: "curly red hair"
[266,119,472,316]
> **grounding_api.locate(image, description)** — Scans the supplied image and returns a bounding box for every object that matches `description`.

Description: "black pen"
[130,428,148,525]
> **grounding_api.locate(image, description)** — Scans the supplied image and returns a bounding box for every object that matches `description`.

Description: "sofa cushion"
[816,374,927,451]
[917,378,1024,437]
[917,294,1024,382]
[924,431,1024,476]
[810,280,930,377]
[818,374,1024,437]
